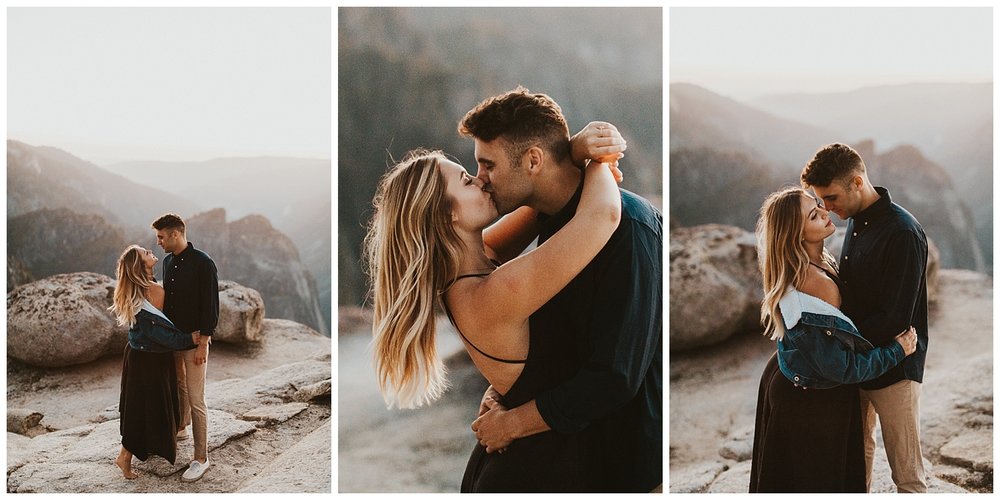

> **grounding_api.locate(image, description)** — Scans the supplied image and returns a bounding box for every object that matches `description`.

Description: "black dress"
[450,275,596,493]
[749,267,866,492]
[119,344,181,464]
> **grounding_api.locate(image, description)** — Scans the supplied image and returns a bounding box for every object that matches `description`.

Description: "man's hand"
[191,331,202,345]
[895,326,917,356]
[478,386,503,417]
[194,341,209,365]
[472,398,513,453]
[570,121,627,168]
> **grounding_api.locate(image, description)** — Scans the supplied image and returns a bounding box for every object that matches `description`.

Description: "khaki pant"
[175,348,208,461]
[860,379,926,493]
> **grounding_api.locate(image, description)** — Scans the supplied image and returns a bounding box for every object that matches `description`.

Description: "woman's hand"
[191,332,201,345]
[894,326,917,356]
[570,121,627,168]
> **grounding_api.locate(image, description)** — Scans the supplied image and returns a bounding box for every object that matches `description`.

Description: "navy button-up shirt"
[162,242,220,337]
[839,187,928,390]
[531,184,663,492]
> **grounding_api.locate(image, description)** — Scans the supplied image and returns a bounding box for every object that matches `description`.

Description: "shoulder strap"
[442,273,526,364]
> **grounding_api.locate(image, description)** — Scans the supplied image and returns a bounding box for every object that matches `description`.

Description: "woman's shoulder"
[799,268,840,308]
[146,283,165,308]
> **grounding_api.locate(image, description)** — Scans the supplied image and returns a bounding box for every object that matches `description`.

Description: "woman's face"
[440,158,498,232]
[800,193,835,244]
[138,247,158,270]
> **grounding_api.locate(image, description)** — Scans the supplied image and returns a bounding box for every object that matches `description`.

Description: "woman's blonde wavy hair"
[108,245,155,328]
[756,187,835,340]
[363,149,466,409]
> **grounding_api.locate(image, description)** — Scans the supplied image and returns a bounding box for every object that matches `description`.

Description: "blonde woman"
[109,245,197,479]
[365,125,623,490]
[749,187,917,492]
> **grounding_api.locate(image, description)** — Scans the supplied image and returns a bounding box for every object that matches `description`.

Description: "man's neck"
[529,158,582,215]
[857,184,881,214]
[172,239,189,256]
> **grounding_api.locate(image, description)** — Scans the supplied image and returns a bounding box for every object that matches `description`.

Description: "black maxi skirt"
[749,352,866,493]
[119,344,181,464]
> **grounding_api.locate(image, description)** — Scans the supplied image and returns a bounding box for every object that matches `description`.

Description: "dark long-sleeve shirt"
[530,185,663,492]
[839,186,928,390]
[162,242,220,337]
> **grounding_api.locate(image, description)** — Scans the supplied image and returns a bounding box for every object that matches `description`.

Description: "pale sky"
[8,8,331,164]
[671,7,993,101]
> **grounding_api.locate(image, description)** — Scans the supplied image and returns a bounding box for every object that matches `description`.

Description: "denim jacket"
[128,301,196,353]
[776,287,905,389]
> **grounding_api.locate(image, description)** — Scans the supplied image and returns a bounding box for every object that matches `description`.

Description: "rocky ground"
[669,269,993,493]
[7,318,332,493]
[338,316,488,493]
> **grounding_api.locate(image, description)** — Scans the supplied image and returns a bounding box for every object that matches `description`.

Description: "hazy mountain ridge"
[7,140,200,228]
[7,208,126,290]
[7,141,330,335]
[670,83,842,169]
[751,82,991,157]
[186,209,328,336]
[669,83,985,271]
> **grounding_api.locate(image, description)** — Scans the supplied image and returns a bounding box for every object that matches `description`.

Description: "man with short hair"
[461,87,663,492]
[801,143,929,493]
[152,213,219,483]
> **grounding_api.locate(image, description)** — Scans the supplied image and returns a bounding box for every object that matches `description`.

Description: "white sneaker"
[181,459,210,482]
[176,428,189,440]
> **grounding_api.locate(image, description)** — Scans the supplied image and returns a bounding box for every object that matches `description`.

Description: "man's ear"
[525,146,544,174]
[851,175,864,190]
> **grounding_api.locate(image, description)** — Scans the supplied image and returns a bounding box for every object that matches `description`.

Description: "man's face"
[155,228,181,254]
[473,137,532,216]
[811,177,863,220]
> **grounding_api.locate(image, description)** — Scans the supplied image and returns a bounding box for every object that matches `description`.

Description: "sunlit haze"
[671,7,992,100]
[8,8,331,164]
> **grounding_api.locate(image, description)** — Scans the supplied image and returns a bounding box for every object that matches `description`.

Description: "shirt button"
[794,376,800,382]
[844,256,849,260]
[864,222,868,225]
[853,232,857,237]
[825,330,832,336]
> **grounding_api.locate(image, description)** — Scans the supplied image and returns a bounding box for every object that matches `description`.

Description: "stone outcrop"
[236,420,331,493]
[216,281,265,343]
[6,312,331,493]
[670,224,762,351]
[8,273,280,368]
[6,272,125,367]
[187,209,327,335]
[7,409,44,435]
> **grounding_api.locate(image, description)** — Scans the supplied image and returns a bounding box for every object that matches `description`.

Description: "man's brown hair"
[151,213,186,233]
[458,86,571,167]
[801,143,867,188]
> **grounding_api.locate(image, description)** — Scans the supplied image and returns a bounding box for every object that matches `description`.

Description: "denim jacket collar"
[779,287,857,332]
[141,298,172,324]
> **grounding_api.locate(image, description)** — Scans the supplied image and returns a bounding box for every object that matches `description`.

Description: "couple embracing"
[109,214,218,483]
[366,87,663,492]
[750,144,930,493]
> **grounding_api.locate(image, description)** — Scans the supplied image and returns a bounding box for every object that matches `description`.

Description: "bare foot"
[114,456,137,480]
